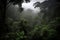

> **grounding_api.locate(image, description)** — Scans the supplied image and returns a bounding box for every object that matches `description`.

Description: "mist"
[6,0,45,21]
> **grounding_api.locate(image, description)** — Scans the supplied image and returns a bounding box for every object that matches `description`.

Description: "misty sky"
[19,0,45,20]
[22,0,45,13]
[15,0,45,13]
[7,0,45,20]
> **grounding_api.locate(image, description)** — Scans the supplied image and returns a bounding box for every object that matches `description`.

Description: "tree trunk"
[0,0,8,39]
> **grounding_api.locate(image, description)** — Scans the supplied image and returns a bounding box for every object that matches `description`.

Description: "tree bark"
[0,0,8,39]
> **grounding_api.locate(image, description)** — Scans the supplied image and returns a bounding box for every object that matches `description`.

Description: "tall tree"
[0,0,30,39]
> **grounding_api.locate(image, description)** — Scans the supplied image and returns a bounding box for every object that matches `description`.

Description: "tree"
[33,0,60,40]
[33,0,60,23]
[0,0,30,39]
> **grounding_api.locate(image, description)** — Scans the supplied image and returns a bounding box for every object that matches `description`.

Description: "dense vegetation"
[0,0,60,40]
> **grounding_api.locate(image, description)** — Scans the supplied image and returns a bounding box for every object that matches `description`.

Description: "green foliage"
[29,18,57,40]
[5,17,58,40]
[16,31,24,40]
